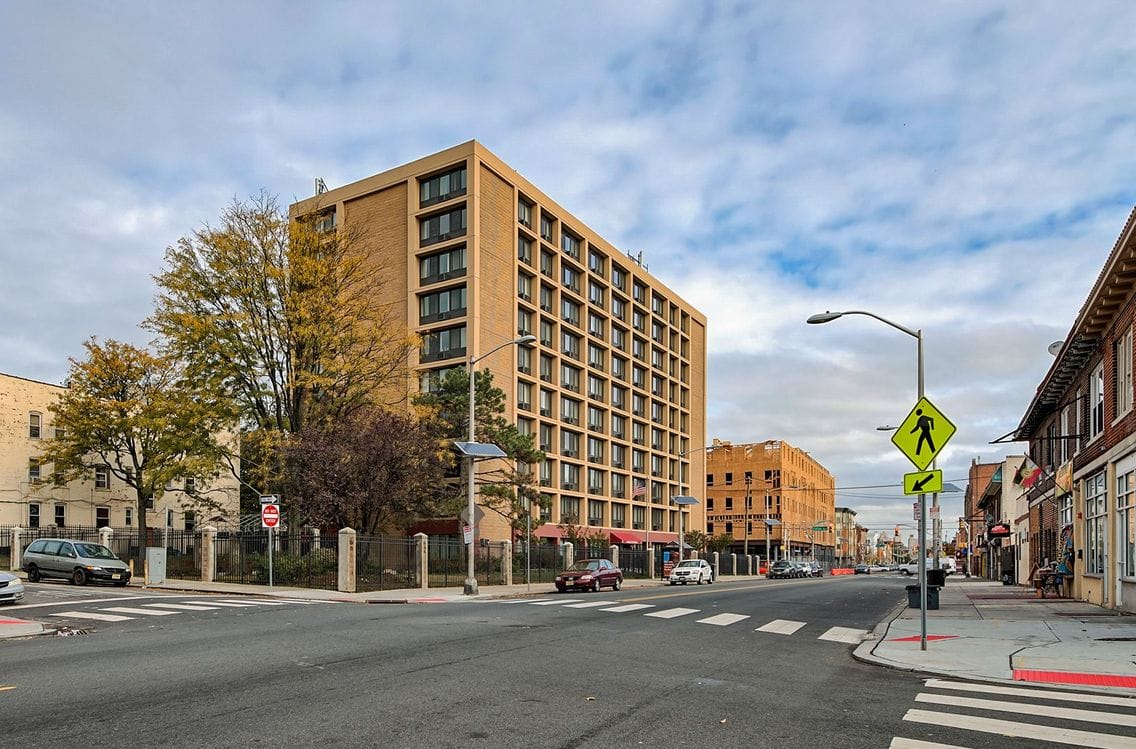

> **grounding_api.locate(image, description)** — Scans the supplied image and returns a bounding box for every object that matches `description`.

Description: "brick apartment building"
[1013,206,1136,612]
[703,439,836,565]
[292,141,707,547]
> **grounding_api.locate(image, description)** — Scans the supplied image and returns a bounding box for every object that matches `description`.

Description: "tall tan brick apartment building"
[703,440,836,564]
[292,142,707,546]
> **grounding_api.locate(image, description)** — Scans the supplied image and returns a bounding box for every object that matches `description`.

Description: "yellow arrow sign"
[904,469,943,495]
[892,396,956,470]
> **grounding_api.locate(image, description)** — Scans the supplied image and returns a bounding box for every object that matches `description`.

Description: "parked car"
[854,563,870,575]
[805,561,823,577]
[669,558,713,585]
[768,560,797,579]
[21,538,131,586]
[0,571,25,604]
[555,558,623,592]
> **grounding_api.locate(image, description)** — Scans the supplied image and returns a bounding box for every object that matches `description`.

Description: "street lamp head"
[515,334,537,345]
[807,311,844,325]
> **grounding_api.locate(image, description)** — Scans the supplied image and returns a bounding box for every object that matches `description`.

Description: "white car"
[0,570,25,604]
[669,558,713,585]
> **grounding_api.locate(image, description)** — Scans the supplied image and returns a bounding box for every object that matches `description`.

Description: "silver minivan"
[22,538,131,586]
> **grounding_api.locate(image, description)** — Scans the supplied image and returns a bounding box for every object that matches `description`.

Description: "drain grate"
[1095,636,1136,641]
[54,626,91,637]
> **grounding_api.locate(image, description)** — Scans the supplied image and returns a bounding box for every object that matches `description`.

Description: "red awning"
[533,525,566,539]
[609,530,642,544]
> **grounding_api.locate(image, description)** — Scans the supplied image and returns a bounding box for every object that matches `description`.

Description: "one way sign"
[904,469,943,495]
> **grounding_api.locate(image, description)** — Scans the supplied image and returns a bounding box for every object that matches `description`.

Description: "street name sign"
[259,494,279,505]
[261,504,280,528]
[904,469,943,495]
[891,396,956,470]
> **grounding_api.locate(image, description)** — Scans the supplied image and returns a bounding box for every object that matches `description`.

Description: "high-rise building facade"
[703,439,836,564]
[292,141,707,545]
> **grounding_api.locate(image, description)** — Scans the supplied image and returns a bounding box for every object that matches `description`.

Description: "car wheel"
[902,569,911,576]
[613,578,622,591]
[707,574,713,584]
[26,565,40,583]
[72,569,87,586]
[593,578,602,593]
[670,580,677,586]
[696,574,703,585]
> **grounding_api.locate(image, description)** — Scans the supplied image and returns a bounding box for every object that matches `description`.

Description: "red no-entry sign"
[261,504,280,529]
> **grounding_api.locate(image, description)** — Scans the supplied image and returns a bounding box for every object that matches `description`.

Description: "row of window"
[26,413,63,440]
[545,495,682,532]
[25,460,195,493]
[25,503,195,530]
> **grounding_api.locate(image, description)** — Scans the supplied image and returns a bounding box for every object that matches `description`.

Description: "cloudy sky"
[3,1,1135,539]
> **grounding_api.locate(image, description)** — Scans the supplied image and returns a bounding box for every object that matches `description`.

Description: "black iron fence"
[512,543,567,584]
[356,535,415,592]
[618,547,650,579]
[213,531,337,589]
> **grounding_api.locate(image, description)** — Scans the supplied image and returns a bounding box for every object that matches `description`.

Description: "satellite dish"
[1047,341,1063,356]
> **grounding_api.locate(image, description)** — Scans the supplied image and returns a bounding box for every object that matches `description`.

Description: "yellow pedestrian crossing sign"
[892,397,956,470]
[904,469,943,495]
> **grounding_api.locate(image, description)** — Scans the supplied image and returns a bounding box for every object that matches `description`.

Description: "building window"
[561,298,581,327]
[518,197,533,228]
[518,235,533,265]
[419,285,467,323]
[587,374,605,401]
[124,507,133,527]
[184,477,196,493]
[540,250,556,279]
[1090,362,1105,440]
[611,414,626,440]
[29,412,42,439]
[588,313,605,341]
[588,281,605,309]
[421,325,467,363]
[419,165,467,207]
[517,381,533,412]
[540,213,555,243]
[560,363,581,392]
[633,281,646,304]
[96,506,110,529]
[518,308,534,338]
[539,388,554,417]
[419,206,467,247]
[561,231,581,260]
[518,272,534,303]
[28,459,41,485]
[419,245,467,285]
[612,265,627,292]
[562,265,580,294]
[560,464,580,493]
[95,466,110,490]
[1084,471,1106,575]
[612,503,625,528]
[185,510,197,532]
[588,249,605,277]
[1115,327,1133,419]
[419,365,461,394]
[1118,467,1135,578]
[561,397,581,425]
[517,345,533,375]
[612,326,626,352]
[28,503,40,528]
[587,406,605,432]
[611,296,625,321]
[54,504,66,528]
[562,331,581,360]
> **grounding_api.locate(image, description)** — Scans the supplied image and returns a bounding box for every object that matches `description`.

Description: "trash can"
[905,584,940,610]
[927,568,946,588]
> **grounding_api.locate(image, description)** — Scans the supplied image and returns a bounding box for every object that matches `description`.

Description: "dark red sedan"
[555,558,624,592]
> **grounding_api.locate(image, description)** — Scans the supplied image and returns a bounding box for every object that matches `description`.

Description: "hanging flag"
[1012,455,1043,488]
[632,481,646,497]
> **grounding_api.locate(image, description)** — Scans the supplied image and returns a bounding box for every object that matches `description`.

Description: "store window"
[1084,471,1106,575]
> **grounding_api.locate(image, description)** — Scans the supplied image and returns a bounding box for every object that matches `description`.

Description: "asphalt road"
[4,576,1132,748]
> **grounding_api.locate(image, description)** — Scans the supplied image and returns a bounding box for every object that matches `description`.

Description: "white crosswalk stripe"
[563,601,616,608]
[51,611,132,622]
[697,613,750,626]
[644,607,700,619]
[889,738,969,749]
[817,626,869,644]
[219,599,286,606]
[892,679,1136,749]
[146,603,223,611]
[756,619,806,635]
[600,603,655,613]
[100,606,180,616]
[531,599,584,606]
[186,601,255,608]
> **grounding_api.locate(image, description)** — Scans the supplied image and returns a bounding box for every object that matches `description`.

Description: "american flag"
[632,481,646,497]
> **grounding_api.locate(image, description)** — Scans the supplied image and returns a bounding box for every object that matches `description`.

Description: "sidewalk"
[853,577,1136,694]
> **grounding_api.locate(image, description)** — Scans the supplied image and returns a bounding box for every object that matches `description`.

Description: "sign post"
[260,495,280,587]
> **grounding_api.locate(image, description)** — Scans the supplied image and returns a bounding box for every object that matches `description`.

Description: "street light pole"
[743,474,751,559]
[464,334,536,596]
[808,309,930,651]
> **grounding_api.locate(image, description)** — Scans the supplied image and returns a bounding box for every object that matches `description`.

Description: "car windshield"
[74,543,117,560]
[568,561,603,572]
[675,560,700,568]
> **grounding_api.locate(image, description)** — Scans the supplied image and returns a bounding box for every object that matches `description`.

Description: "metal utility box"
[146,546,167,585]
[906,584,939,610]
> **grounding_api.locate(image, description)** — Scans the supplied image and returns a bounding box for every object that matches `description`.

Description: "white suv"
[669,558,714,585]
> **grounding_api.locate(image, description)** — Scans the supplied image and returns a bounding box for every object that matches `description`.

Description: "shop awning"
[533,525,566,539]
[609,530,642,544]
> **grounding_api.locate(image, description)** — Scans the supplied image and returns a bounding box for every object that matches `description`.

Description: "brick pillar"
[310,528,321,551]
[563,542,574,569]
[11,526,22,571]
[337,528,357,593]
[99,526,112,550]
[414,533,428,589]
[609,544,619,568]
